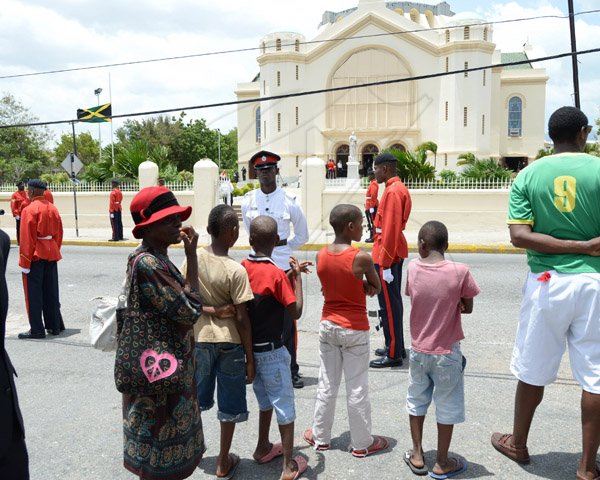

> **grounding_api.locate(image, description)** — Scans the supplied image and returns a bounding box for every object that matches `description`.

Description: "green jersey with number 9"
[508,152,600,273]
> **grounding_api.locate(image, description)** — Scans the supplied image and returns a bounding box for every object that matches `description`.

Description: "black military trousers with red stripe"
[375,261,405,360]
[22,260,61,335]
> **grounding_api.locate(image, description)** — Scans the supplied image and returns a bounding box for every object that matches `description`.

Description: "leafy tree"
[460,158,512,180]
[438,169,458,183]
[387,147,436,181]
[536,147,554,159]
[417,141,438,167]
[54,132,99,165]
[0,93,52,182]
[456,152,477,166]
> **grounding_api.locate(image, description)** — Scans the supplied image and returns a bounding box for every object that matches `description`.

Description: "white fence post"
[193,159,219,231]
[301,156,326,234]
[138,161,159,189]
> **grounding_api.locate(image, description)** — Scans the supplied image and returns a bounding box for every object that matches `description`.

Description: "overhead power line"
[0,9,599,80]
[2,47,599,130]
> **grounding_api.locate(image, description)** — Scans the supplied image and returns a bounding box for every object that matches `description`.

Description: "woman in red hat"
[119,186,205,480]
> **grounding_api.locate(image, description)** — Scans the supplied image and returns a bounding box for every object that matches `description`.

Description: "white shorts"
[511,270,600,393]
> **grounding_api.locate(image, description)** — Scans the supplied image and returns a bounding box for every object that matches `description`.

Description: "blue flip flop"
[429,458,468,479]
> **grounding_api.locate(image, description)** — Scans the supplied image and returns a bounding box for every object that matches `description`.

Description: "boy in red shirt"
[303,204,388,457]
[403,221,479,478]
[242,215,310,480]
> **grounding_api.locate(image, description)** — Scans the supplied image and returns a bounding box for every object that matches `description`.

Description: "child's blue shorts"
[406,342,465,425]
[252,346,296,425]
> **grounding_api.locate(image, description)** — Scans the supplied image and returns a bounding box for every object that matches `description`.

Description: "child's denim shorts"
[252,346,295,425]
[195,342,248,422]
[406,342,465,425]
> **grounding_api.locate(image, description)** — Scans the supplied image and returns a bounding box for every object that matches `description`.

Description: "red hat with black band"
[250,150,280,169]
[130,186,192,239]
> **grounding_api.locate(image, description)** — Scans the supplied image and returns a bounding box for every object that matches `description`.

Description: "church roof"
[501,52,533,70]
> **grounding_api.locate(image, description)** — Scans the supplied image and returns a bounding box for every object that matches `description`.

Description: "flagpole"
[94,87,103,163]
[109,72,115,165]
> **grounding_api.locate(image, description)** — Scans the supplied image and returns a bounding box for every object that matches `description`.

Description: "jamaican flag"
[77,103,112,123]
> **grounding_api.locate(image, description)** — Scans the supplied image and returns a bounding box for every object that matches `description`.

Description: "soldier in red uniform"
[364,169,379,243]
[17,179,64,339]
[109,179,124,241]
[10,181,30,245]
[369,153,412,368]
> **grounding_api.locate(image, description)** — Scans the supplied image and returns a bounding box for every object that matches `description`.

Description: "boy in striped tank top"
[303,204,389,457]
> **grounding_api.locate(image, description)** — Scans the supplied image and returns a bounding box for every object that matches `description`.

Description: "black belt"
[275,239,287,247]
[253,341,282,353]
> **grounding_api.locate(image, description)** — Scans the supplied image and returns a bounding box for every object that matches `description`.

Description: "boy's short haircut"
[418,221,448,251]
[329,204,362,234]
[249,215,277,245]
[548,106,588,143]
[208,204,238,237]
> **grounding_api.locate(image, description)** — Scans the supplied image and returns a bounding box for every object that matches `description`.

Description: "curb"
[17,239,524,254]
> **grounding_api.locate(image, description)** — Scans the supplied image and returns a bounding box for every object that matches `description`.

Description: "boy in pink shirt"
[404,221,480,478]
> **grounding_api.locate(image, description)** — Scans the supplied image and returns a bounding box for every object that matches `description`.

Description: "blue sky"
[1,0,599,143]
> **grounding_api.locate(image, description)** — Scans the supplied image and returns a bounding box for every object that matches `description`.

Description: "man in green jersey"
[491,106,600,480]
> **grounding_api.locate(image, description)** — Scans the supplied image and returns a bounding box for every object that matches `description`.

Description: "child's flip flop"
[429,457,468,479]
[404,450,428,476]
[254,442,283,464]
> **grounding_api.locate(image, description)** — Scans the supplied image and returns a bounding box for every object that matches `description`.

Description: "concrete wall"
[0,191,195,231]
[321,187,509,242]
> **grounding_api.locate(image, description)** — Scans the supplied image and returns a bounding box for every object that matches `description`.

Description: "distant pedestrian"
[304,204,388,458]
[242,215,310,480]
[181,204,255,479]
[109,179,124,241]
[120,186,205,480]
[234,171,239,183]
[326,159,336,179]
[18,179,64,339]
[364,169,378,243]
[241,166,247,181]
[0,228,30,478]
[10,181,29,245]
[404,221,479,477]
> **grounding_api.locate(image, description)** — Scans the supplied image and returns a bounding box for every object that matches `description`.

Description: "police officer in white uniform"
[241,150,309,388]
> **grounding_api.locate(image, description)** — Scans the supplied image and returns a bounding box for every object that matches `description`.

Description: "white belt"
[375,228,382,233]
[38,235,52,240]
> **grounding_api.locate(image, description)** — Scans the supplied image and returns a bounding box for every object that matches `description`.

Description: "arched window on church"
[255,107,261,143]
[389,143,406,152]
[361,144,379,175]
[335,144,349,178]
[508,96,523,136]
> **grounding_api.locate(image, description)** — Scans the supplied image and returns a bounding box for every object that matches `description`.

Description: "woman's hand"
[180,225,199,256]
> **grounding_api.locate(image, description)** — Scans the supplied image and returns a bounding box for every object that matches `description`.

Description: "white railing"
[0,181,195,193]
[325,177,513,190]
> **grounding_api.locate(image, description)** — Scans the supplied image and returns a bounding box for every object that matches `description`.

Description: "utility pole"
[94,87,103,161]
[568,0,580,108]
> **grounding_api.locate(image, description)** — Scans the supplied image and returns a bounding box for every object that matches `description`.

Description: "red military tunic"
[19,196,63,269]
[365,179,379,210]
[372,177,412,268]
[109,187,123,212]
[10,190,30,218]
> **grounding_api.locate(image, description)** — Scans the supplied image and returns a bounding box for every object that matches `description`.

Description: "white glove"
[15,215,20,220]
[382,268,394,284]
[110,213,114,219]
[20,268,30,274]
[369,208,374,214]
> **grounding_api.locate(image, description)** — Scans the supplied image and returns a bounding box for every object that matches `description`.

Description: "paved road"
[4,246,585,479]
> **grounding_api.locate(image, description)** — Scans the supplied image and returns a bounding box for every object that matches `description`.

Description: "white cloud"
[1,0,599,147]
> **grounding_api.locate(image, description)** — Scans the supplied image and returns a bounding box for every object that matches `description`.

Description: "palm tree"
[417,141,438,168]
[456,152,477,166]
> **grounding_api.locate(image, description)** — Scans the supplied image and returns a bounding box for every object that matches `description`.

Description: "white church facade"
[235,0,548,178]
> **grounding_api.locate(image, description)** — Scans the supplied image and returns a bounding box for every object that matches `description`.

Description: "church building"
[235,0,548,178]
